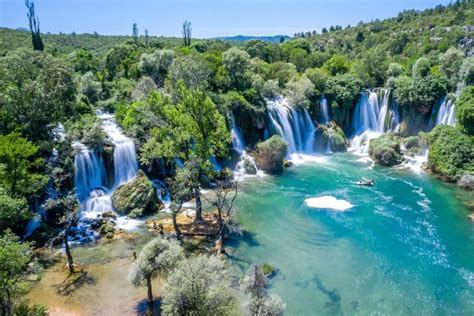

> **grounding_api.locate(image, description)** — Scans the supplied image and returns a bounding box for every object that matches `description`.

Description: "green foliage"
[167,54,211,90]
[304,68,327,95]
[455,86,474,135]
[129,238,183,287]
[0,50,76,142]
[140,84,230,165]
[241,265,285,316]
[138,49,174,86]
[368,134,403,166]
[394,75,447,114]
[412,57,431,78]
[0,230,32,315]
[440,47,464,91]
[223,48,251,90]
[0,190,30,235]
[325,74,363,127]
[285,76,315,107]
[79,71,102,104]
[254,135,288,174]
[0,133,47,197]
[162,255,237,315]
[323,55,351,76]
[428,125,474,181]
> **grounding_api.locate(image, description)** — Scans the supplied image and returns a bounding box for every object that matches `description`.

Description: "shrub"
[455,86,474,135]
[428,125,474,181]
[254,135,288,174]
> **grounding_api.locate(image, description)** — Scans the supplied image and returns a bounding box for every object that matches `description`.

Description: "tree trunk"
[219,221,226,254]
[146,276,153,305]
[194,187,203,224]
[172,211,181,240]
[64,230,74,274]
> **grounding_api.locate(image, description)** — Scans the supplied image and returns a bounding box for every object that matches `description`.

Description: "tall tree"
[44,193,80,274]
[25,0,44,51]
[140,85,230,223]
[0,230,32,316]
[162,255,237,315]
[129,238,182,305]
[144,29,149,46]
[241,265,286,316]
[205,175,238,254]
[132,23,139,45]
[182,20,192,46]
[0,133,47,197]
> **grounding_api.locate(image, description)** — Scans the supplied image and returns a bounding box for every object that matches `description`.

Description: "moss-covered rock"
[111,170,160,218]
[428,125,474,182]
[315,121,349,152]
[369,134,403,166]
[254,135,288,174]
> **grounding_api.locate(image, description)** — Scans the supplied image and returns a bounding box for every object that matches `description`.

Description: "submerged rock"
[369,134,403,166]
[458,174,474,191]
[111,170,160,218]
[254,135,288,174]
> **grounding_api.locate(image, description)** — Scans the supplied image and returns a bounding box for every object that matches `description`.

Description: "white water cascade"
[230,114,262,177]
[430,96,456,128]
[267,97,316,155]
[349,90,400,155]
[74,113,140,236]
[320,96,330,124]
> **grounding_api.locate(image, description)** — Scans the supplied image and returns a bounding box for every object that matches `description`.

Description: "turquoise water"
[230,153,474,315]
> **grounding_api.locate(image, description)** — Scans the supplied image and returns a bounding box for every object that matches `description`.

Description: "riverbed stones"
[111,170,160,218]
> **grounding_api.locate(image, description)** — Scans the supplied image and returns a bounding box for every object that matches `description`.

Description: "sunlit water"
[229,152,474,315]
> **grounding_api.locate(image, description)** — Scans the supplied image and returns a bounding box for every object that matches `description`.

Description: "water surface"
[230,153,474,315]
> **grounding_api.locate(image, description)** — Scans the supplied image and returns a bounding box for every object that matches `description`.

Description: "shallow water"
[229,152,474,315]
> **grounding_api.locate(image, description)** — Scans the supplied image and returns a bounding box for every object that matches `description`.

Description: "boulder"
[254,135,288,174]
[458,174,474,191]
[243,157,257,175]
[111,170,160,218]
[369,134,403,166]
[315,121,349,152]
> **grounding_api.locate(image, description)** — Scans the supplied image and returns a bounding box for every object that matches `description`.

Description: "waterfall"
[230,113,262,177]
[430,96,456,128]
[98,113,138,187]
[73,113,141,235]
[267,97,316,154]
[349,90,400,155]
[230,113,245,154]
[320,96,330,124]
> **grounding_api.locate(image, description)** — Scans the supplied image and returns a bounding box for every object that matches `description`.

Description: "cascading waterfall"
[350,90,400,155]
[320,95,330,124]
[74,113,141,235]
[430,96,456,128]
[267,97,316,155]
[230,114,262,177]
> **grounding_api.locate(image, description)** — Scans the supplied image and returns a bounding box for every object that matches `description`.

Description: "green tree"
[25,0,44,51]
[132,23,139,45]
[0,190,30,235]
[223,48,251,90]
[44,193,80,274]
[456,86,474,135]
[440,47,464,91]
[241,265,286,316]
[0,230,32,315]
[167,55,211,90]
[162,255,237,315]
[182,20,192,46]
[0,50,76,142]
[129,238,183,305]
[0,133,47,197]
[140,85,230,223]
[138,49,174,86]
[322,55,351,76]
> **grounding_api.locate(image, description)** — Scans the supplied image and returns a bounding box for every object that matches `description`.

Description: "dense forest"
[0,0,473,315]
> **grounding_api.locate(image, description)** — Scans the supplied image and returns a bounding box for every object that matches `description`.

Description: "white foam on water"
[289,153,326,165]
[305,195,354,211]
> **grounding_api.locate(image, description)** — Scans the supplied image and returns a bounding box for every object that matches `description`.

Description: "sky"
[0,0,452,38]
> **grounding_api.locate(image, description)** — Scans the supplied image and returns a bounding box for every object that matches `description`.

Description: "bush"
[369,134,403,166]
[455,86,474,135]
[394,75,447,114]
[254,135,288,174]
[428,125,474,181]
